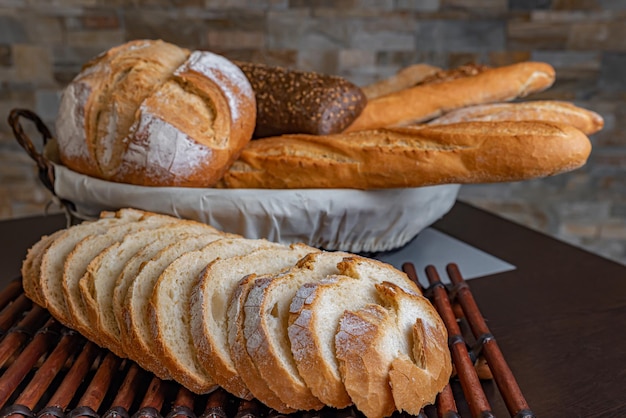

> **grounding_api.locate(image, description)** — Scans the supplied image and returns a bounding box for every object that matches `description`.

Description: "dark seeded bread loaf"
[235,61,367,138]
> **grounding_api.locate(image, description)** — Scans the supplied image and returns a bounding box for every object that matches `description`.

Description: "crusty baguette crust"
[428,100,604,135]
[361,63,442,100]
[345,61,556,132]
[220,121,592,189]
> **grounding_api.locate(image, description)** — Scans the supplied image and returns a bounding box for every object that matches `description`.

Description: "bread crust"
[227,274,296,413]
[427,100,604,135]
[220,121,592,189]
[344,61,556,132]
[56,40,256,187]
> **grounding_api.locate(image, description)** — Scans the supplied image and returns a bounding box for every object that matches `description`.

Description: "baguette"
[344,61,556,132]
[427,100,604,135]
[361,63,442,99]
[219,121,592,189]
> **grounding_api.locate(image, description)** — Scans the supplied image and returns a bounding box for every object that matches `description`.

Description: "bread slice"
[120,234,227,379]
[21,229,65,308]
[287,257,421,408]
[79,221,224,356]
[335,281,452,418]
[63,211,178,344]
[227,274,295,413]
[149,238,285,394]
[240,251,355,411]
[38,209,145,327]
[190,244,318,399]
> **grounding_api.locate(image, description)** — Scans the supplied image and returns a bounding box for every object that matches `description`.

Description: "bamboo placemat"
[0,263,534,418]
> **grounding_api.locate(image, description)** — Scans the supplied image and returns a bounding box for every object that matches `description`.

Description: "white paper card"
[375,228,515,287]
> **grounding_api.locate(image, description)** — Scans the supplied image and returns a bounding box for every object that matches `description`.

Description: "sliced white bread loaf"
[36,209,142,325]
[79,222,225,355]
[149,238,285,394]
[62,211,178,344]
[241,251,354,411]
[21,229,65,308]
[190,244,319,399]
[287,256,420,409]
[111,230,237,342]
[335,281,451,418]
[120,234,226,379]
[227,274,296,413]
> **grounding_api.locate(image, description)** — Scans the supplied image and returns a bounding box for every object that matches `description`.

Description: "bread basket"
[9,109,460,253]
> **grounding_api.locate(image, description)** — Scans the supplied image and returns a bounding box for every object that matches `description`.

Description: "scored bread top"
[56,40,256,187]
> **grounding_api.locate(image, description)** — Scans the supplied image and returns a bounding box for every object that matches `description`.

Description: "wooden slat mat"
[0,263,534,418]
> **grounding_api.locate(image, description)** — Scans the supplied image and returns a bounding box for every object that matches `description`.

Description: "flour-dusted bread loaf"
[344,61,556,132]
[149,238,282,393]
[221,121,592,189]
[287,256,421,409]
[235,61,366,138]
[427,100,605,135]
[55,39,256,187]
[335,282,452,418]
[120,234,226,379]
[80,222,224,355]
[190,244,319,399]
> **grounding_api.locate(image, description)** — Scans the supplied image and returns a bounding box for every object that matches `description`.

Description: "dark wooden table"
[1,201,625,418]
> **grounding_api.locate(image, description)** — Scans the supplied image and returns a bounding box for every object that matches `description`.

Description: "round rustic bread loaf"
[55,39,256,187]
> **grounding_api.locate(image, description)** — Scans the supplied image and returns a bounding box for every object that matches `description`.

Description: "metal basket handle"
[8,109,56,194]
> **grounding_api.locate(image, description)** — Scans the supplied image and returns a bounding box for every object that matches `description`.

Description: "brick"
[416,20,506,52]
[488,50,531,66]
[0,45,11,67]
[600,220,626,239]
[0,15,28,43]
[350,31,415,51]
[207,30,266,50]
[507,20,570,49]
[441,0,507,14]
[559,221,599,239]
[508,0,552,10]
[124,10,205,49]
[21,14,63,45]
[337,49,376,71]
[395,0,440,12]
[296,49,338,73]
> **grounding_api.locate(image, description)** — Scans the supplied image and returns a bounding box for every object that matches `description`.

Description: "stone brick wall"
[1,1,624,265]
